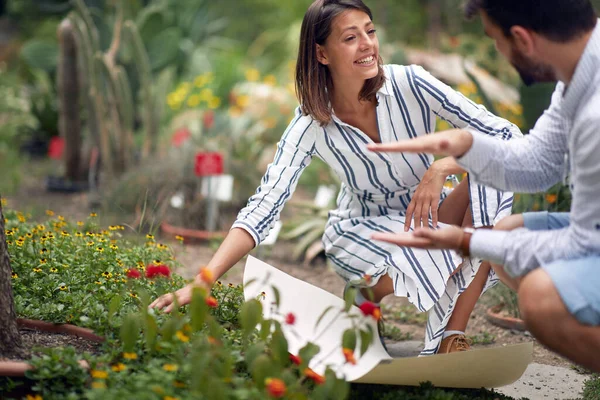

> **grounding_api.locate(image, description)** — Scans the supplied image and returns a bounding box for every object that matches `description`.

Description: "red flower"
[342,348,357,365]
[289,354,302,365]
[203,110,215,130]
[145,264,171,279]
[358,302,381,321]
[265,377,286,398]
[303,368,325,385]
[126,269,141,279]
[206,296,218,308]
[171,128,191,147]
[285,312,296,325]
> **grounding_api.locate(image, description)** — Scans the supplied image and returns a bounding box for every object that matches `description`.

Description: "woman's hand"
[149,279,209,313]
[404,162,447,231]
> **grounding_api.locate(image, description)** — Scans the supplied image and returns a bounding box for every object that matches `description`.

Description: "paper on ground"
[243,256,533,388]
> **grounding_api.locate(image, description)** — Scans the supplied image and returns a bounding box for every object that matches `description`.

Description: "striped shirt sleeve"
[407,65,522,142]
[231,108,317,246]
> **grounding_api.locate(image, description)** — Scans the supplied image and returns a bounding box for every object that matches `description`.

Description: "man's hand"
[372,225,464,251]
[367,129,474,158]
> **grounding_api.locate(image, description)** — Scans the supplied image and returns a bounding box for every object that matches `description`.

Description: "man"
[367,0,600,372]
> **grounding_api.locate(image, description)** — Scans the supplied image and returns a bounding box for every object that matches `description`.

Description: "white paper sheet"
[243,256,533,388]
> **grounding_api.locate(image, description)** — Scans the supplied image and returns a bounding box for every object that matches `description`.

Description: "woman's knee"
[494,214,525,232]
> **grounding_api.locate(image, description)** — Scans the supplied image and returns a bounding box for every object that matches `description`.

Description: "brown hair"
[295,0,385,126]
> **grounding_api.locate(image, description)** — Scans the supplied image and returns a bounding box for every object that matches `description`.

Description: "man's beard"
[511,47,556,86]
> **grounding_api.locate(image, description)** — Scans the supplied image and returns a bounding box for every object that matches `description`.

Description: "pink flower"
[171,128,191,147]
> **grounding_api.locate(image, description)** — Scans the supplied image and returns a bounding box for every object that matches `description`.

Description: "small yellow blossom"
[26,395,42,400]
[187,94,201,108]
[175,235,184,242]
[46,210,55,216]
[91,370,108,379]
[39,258,47,264]
[61,231,70,237]
[91,382,106,389]
[87,241,95,247]
[50,268,58,273]
[59,285,68,291]
[123,352,137,360]
[89,212,97,217]
[5,229,13,236]
[57,215,65,221]
[129,293,138,298]
[175,331,189,343]
[163,364,179,372]
[111,363,126,372]
[75,232,83,237]
[110,245,118,250]
[96,247,104,253]
[77,221,84,226]
[146,234,155,240]
[208,96,221,109]
[33,268,43,273]
[245,68,260,82]
[37,225,45,231]
[236,95,250,108]
[263,74,277,86]
[11,272,18,279]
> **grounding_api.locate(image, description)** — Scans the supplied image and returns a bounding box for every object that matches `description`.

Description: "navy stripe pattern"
[232,64,522,355]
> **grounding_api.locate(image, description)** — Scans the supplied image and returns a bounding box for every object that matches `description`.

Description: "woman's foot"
[437,333,472,354]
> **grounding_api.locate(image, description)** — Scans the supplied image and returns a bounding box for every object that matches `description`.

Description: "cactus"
[57,19,83,181]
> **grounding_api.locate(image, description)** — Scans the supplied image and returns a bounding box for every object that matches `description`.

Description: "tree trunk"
[0,196,24,358]
[58,19,83,182]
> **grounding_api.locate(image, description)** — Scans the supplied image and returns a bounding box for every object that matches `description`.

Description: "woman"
[151,0,521,355]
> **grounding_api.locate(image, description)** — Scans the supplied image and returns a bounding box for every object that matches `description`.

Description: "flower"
[164,397,179,400]
[546,194,558,204]
[59,285,68,291]
[304,368,326,385]
[33,268,42,273]
[77,221,84,226]
[123,352,137,360]
[175,331,189,343]
[285,313,296,325]
[26,395,42,400]
[11,272,18,279]
[199,267,213,284]
[96,247,104,253]
[245,68,260,82]
[129,293,138,298]
[171,128,191,147]
[263,74,277,86]
[146,264,171,279]
[175,235,184,242]
[289,354,302,365]
[111,363,126,372]
[342,348,357,365]
[206,296,218,308]
[89,212,97,217]
[91,382,106,389]
[163,363,179,372]
[126,269,141,279]
[46,210,55,216]
[91,370,108,379]
[265,377,286,398]
[358,302,381,321]
[50,268,58,273]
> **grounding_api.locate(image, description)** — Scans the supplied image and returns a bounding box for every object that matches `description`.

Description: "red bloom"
[289,354,302,365]
[303,368,325,385]
[285,312,296,325]
[358,302,381,321]
[206,296,218,308]
[342,348,357,365]
[145,264,171,279]
[203,110,215,130]
[265,378,286,398]
[171,128,191,147]
[126,269,141,279]
[48,136,64,160]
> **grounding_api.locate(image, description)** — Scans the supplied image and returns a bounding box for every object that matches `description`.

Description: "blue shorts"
[523,212,600,326]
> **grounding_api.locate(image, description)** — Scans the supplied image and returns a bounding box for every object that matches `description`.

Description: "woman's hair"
[295,0,385,125]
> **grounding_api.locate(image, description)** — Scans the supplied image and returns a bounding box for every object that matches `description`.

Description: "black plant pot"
[45,176,89,193]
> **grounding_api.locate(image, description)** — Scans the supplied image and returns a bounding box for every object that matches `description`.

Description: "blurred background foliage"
[0,0,586,228]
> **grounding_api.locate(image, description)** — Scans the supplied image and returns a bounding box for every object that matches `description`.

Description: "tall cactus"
[57,19,83,181]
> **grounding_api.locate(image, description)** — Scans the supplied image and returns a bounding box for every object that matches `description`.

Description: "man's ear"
[510,26,535,56]
[316,44,329,65]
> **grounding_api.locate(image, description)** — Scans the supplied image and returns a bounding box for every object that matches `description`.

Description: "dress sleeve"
[231,108,317,246]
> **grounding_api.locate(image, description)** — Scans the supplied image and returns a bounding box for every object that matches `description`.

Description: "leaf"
[280,219,324,240]
[271,285,281,308]
[359,328,373,357]
[20,39,59,72]
[108,295,121,320]
[315,305,334,331]
[291,227,325,261]
[244,342,266,367]
[343,286,357,312]
[250,354,273,389]
[342,329,357,351]
[240,299,262,337]
[190,287,208,332]
[120,314,139,352]
[143,313,158,352]
[270,329,289,366]
[298,342,320,368]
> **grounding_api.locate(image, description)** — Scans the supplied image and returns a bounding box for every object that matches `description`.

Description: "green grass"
[468,332,496,345]
[386,305,428,325]
[583,374,600,400]
[382,324,413,341]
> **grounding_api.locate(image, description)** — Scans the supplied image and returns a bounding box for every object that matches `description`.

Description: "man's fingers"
[431,201,438,228]
[371,232,433,248]
[421,203,429,229]
[404,203,415,232]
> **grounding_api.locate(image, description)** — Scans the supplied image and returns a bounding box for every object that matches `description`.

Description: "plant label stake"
[195,152,224,232]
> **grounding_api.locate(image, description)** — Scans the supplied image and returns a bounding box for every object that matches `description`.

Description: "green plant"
[483,283,521,319]
[386,305,428,326]
[583,374,600,400]
[382,325,413,342]
[468,332,496,345]
[281,201,329,262]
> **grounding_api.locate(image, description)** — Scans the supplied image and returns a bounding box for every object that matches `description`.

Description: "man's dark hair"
[465,0,597,42]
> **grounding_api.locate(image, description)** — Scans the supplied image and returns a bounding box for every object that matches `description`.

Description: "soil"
[3,173,577,371]
[0,328,102,363]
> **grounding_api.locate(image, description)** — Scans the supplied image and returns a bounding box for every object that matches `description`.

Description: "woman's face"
[317,9,379,83]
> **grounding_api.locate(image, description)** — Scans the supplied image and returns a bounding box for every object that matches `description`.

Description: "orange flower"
[545,194,558,204]
[289,354,302,365]
[304,368,325,385]
[206,296,218,308]
[342,348,357,365]
[199,267,214,284]
[265,378,286,398]
[358,302,381,321]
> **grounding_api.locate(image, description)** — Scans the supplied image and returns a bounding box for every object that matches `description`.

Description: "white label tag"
[201,175,234,202]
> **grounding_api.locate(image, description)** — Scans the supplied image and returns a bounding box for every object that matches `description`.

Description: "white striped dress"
[232,64,523,355]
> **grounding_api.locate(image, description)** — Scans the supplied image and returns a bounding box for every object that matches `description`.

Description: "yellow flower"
[91,370,108,379]
[6,229,13,236]
[263,74,277,86]
[59,285,68,291]
[39,258,47,265]
[16,239,24,247]
[146,234,155,240]
[33,268,43,273]
[40,248,48,254]
[164,396,179,400]
[87,241,94,247]
[110,245,118,250]
[187,94,201,108]
[47,233,55,239]
[163,363,179,372]
[61,231,70,237]
[208,96,221,109]
[95,281,102,285]
[236,94,250,108]
[129,293,138,298]
[75,232,83,237]
[102,271,113,278]
[57,215,65,221]
[50,268,58,273]
[111,363,127,372]
[123,352,137,360]
[77,221,84,226]
[194,74,208,88]
[0,198,6,206]
[11,272,18,279]
[96,247,104,253]
[175,235,184,242]
[26,395,43,400]
[228,283,234,288]
[46,210,55,216]
[26,232,33,238]
[245,68,260,82]
[89,212,98,217]
[175,331,189,343]
[91,381,106,389]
